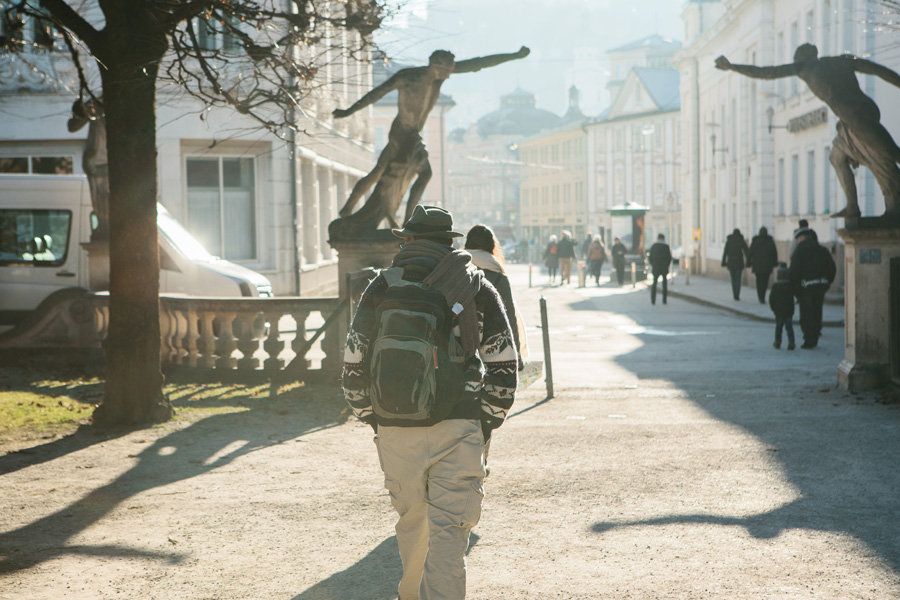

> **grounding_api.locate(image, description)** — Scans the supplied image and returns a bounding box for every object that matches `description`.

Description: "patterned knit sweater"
[342,266,518,431]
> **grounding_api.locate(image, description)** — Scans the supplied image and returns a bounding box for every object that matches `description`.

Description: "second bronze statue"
[328,47,530,242]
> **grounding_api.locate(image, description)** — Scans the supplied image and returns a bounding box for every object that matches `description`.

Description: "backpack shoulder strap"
[382,266,426,290]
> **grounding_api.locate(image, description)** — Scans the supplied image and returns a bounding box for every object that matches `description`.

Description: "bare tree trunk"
[92,26,173,426]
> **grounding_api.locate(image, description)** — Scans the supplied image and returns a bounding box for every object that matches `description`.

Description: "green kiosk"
[608,201,649,282]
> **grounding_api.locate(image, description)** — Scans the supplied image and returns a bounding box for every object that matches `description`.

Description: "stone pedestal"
[330,233,399,298]
[836,226,900,391]
[81,241,110,291]
[329,232,400,347]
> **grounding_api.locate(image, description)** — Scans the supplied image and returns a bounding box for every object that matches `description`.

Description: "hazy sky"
[376,0,685,129]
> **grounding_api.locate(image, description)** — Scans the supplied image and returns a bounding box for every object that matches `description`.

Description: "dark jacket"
[648,242,672,275]
[722,232,750,270]
[790,235,836,292]
[342,259,518,430]
[482,269,520,356]
[749,232,778,274]
[543,242,559,269]
[611,242,627,267]
[768,281,795,318]
[557,237,577,259]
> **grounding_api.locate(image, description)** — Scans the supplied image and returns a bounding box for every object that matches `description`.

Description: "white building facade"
[585,67,683,249]
[676,0,900,280]
[0,6,375,297]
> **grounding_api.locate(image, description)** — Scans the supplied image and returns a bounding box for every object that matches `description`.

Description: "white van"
[0,174,272,329]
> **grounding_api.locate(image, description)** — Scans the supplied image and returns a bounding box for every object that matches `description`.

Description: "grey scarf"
[392,239,482,355]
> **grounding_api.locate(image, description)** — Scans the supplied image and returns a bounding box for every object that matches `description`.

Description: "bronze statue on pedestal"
[329,47,530,241]
[716,44,900,225]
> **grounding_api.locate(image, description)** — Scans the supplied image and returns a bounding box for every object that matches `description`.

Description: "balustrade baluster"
[197,312,217,369]
[263,311,286,371]
[291,310,312,374]
[236,311,262,370]
[216,312,238,369]
[183,309,200,368]
[170,308,188,366]
[320,304,341,374]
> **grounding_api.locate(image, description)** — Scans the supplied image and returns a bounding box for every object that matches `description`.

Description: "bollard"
[529,262,532,288]
[631,262,636,288]
[577,261,586,288]
[540,296,554,399]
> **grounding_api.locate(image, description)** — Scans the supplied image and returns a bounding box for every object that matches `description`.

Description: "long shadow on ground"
[291,533,479,599]
[584,290,900,573]
[0,384,350,575]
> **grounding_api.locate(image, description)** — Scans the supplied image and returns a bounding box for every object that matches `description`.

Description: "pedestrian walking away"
[556,230,577,285]
[648,233,672,305]
[342,205,518,600]
[789,219,811,259]
[465,224,528,369]
[749,226,778,304]
[611,237,627,286]
[543,235,559,284]
[587,234,607,286]
[769,263,796,350]
[790,228,836,349]
[722,228,750,300]
[580,232,593,261]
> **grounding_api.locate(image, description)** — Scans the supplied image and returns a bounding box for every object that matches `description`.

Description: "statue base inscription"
[836,225,900,391]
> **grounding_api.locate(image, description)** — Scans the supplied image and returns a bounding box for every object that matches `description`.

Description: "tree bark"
[91,21,173,426]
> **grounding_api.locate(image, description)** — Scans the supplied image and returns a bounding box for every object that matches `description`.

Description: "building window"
[0,156,73,174]
[842,0,856,53]
[824,146,833,214]
[778,158,785,216]
[807,150,816,214]
[186,156,256,260]
[776,32,785,99]
[791,154,800,215]
[790,22,799,96]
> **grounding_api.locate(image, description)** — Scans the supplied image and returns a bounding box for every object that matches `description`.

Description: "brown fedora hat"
[392,205,463,238]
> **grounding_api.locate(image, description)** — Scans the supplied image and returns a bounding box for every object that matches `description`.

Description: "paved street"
[497,262,899,598]
[1,262,898,599]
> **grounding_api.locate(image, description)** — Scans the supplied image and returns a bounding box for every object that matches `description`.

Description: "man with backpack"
[342,205,518,600]
[790,228,836,349]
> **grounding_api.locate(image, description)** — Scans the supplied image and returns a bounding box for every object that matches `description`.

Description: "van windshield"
[157,210,216,261]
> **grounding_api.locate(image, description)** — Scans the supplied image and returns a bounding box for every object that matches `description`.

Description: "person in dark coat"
[543,235,559,284]
[790,229,836,349]
[648,233,672,305]
[749,226,779,303]
[556,230,577,285]
[587,235,606,285]
[721,228,750,300]
[768,263,795,350]
[611,237,627,286]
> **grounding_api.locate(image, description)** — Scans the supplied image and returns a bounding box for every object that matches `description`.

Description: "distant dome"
[476,88,562,137]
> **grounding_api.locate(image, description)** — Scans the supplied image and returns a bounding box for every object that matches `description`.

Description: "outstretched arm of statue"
[453,46,530,74]
[333,72,403,119]
[853,58,900,90]
[715,55,798,80]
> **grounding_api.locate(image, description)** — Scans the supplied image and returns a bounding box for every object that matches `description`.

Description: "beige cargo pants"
[375,419,486,600]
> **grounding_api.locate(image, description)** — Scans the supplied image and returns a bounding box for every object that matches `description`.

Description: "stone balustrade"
[91,294,345,380]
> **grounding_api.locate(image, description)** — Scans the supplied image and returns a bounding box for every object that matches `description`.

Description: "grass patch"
[0,369,101,442]
[0,364,318,446]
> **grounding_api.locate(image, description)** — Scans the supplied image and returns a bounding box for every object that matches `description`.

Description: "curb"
[667,288,845,327]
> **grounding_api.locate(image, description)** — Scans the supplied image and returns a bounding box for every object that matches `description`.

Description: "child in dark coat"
[768,263,795,350]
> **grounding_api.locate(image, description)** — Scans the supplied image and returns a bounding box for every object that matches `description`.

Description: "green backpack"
[369,267,465,421]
